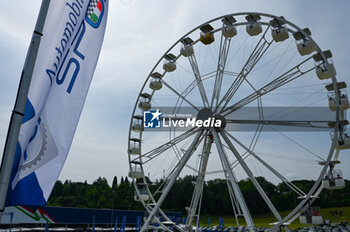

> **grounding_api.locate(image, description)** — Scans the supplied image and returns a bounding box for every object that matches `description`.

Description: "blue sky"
[0,0,350,185]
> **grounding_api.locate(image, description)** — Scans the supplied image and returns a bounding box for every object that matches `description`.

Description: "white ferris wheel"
[127,12,349,232]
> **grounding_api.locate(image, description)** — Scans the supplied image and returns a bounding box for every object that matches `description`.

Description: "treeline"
[48,176,142,210]
[47,176,350,215]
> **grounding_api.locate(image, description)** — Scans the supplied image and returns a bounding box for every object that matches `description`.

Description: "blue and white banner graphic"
[5,0,108,206]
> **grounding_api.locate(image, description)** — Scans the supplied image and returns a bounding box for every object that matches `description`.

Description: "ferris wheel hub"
[196,108,226,130]
[215,115,227,130]
[196,108,213,121]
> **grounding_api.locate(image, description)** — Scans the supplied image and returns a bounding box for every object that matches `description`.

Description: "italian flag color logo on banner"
[86,0,104,28]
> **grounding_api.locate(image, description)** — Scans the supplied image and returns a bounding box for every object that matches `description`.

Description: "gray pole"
[0,0,51,221]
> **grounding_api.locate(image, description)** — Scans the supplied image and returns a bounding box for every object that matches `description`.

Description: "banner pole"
[0,0,51,222]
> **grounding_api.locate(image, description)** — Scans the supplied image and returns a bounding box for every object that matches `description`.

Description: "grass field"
[198,207,350,229]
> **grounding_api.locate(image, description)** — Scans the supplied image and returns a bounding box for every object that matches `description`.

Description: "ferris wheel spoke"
[219,129,284,222]
[211,33,232,109]
[136,128,199,165]
[220,132,247,226]
[215,25,272,113]
[153,136,205,197]
[224,170,242,227]
[187,53,210,108]
[225,119,334,129]
[225,132,306,197]
[161,79,200,111]
[221,57,315,117]
[229,122,264,169]
[211,128,255,231]
[170,70,227,111]
[186,133,213,229]
[141,130,204,232]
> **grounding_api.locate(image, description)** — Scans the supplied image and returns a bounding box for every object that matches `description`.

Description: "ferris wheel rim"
[126,12,342,231]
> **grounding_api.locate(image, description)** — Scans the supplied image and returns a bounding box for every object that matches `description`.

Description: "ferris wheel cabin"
[293,28,316,56]
[131,115,143,132]
[328,92,350,111]
[129,160,144,179]
[313,50,337,80]
[180,37,194,57]
[326,82,350,111]
[128,165,144,179]
[336,133,350,150]
[149,72,163,91]
[222,16,237,38]
[199,24,215,45]
[134,183,150,202]
[299,207,323,225]
[163,53,177,72]
[130,138,141,155]
[138,93,152,111]
[246,14,262,36]
[319,160,346,190]
[270,16,289,42]
[322,169,346,190]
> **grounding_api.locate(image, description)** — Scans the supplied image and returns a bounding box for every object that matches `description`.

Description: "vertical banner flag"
[5,0,108,206]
